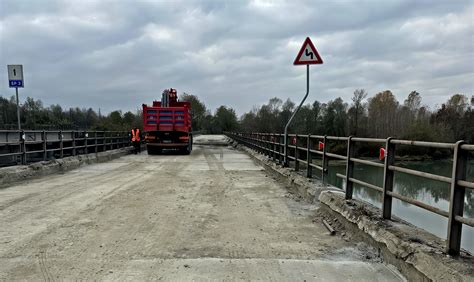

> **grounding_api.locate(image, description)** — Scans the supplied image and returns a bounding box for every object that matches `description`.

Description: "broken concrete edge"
[227,137,474,281]
[0,146,135,188]
[319,191,474,281]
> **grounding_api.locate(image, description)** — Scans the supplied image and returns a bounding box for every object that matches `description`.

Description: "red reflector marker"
[291,137,297,145]
[379,148,386,160]
[318,141,325,150]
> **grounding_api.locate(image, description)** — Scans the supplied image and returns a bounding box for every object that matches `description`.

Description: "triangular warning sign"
[294,37,323,65]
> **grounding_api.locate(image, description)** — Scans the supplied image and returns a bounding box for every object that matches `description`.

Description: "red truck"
[142,88,193,155]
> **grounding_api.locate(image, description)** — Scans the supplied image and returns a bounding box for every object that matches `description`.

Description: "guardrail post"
[447,140,467,256]
[250,133,253,150]
[255,133,258,152]
[94,131,98,154]
[295,134,299,171]
[345,136,355,199]
[59,130,64,159]
[258,133,262,154]
[284,134,289,167]
[266,134,270,157]
[279,135,284,165]
[271,134,276,162]
[249,133,253,150]
[85,131,88,154]
[382,137,395,219]
[21,130,26,165]
[307,135,312,178]
[103,131,107,152]
[322,135,328,183]
[42,130,47,161]
[72,131,76,156]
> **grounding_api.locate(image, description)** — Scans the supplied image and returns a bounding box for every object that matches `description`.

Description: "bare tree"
[350,89,367,135]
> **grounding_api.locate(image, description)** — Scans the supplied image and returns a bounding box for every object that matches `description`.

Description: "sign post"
[284,37,323,167]
[7,65,24,130]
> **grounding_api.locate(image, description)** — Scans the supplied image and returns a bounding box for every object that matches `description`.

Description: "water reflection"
[324,160,473,254]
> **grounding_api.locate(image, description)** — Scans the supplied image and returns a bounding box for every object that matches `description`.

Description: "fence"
[0,130,130,166]
[225,132,474,256]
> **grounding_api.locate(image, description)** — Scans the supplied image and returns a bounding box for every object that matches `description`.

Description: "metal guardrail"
[0,130,130,166]
[225,131,473,256]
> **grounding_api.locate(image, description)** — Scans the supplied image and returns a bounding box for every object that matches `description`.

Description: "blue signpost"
[7,65,24,130]
[9,80,23,88]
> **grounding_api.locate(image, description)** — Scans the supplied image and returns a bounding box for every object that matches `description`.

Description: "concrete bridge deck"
[0,135,404,280]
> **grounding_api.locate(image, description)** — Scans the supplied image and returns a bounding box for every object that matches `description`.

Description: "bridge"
[0,134,472,280]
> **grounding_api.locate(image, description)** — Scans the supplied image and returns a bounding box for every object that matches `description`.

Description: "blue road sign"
[9,80,23,88]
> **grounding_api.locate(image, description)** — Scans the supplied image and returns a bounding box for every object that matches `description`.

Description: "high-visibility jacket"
[131,129,141,142]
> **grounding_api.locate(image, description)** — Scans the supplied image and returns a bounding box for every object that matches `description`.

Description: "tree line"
[1,91,472,145]
[238,91,473,144]
[0,96,142,131]
[0,93,239,133]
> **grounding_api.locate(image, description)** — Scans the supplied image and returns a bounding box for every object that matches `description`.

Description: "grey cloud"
[0,0,472,115]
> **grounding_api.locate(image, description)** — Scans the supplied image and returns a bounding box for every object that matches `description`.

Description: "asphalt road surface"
[0,135,404,280]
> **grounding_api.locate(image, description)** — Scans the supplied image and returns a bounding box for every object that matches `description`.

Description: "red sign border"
[293,37,323,65]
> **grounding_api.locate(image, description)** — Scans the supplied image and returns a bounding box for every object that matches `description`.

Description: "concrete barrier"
[0,146,134,188]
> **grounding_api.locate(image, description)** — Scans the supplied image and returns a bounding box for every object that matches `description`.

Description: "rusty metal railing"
[225,131,473,256]
[0,130,130,166]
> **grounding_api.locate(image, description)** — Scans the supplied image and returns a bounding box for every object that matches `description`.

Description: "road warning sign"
[293,37,323,65]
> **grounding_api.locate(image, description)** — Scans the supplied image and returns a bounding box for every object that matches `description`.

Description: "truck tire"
[182,139,192,155]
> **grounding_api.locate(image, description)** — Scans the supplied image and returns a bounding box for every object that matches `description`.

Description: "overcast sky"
[0,0,473,115]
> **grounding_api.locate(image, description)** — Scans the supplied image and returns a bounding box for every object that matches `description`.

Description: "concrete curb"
[319,191,474,281]
[0,147,134,188]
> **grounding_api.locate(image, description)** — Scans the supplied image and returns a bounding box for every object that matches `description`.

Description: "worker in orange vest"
[131,128,141,154]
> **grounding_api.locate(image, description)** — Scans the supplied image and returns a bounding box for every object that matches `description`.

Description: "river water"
[322,159,473,254]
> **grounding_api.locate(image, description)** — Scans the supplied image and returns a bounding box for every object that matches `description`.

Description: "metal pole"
[322,135,328,183]
[15,87,21,130]
[295,134,299,171]
[284,64,309,167]
[345,136,355,200]
[306,134,313,178]
[447,140,467,256]
[382,137,395,219]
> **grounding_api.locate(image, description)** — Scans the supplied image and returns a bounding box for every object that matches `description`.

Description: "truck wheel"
[179,142,191,155]
[184,139,192,155]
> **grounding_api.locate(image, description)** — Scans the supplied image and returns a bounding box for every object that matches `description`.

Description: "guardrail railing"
[0,130,130,166]
[225,131,473,256]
